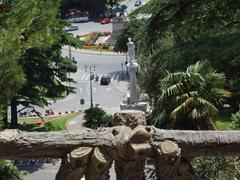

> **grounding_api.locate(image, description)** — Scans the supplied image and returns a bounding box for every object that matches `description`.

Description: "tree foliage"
[0,160,25,180]
[0,0,83,128]
[84,107,113,129]
[150,61,226,130]
[117,0,240,101]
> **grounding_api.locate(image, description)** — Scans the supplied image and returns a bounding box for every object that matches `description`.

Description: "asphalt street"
[70,21,112,36]
[123,0,150,14]
[45,48,128,114]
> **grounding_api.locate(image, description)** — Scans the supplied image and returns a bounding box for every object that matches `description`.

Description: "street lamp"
[89,66,94,108]
[84,65,96,108]
[121,62,124,80]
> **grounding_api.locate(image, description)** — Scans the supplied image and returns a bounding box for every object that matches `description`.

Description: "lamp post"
[121,62,124,80]
[84,65,96,108]
[89,66,93,108]
[125,52,128,76]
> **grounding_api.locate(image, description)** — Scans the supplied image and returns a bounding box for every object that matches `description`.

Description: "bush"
[230,111,240,129]
[0,160,25,180]
[192,156,240,179]
[84,107,113,129]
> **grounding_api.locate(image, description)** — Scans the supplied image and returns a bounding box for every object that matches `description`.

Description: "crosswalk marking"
[80,73,88,81]
[79,73,120,82]
[111,75,115,82]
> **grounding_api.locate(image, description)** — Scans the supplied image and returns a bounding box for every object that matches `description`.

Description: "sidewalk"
[62,45,126,56]
[66,113,87,131]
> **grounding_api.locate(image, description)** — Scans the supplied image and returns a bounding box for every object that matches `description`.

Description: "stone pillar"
[128,62,139,104]
[113,126,152,180]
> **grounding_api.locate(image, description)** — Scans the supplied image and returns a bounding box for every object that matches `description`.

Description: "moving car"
[100,75,111,85]
[64,25,78,31]
[101,17,111,24]
[134,0,142,6]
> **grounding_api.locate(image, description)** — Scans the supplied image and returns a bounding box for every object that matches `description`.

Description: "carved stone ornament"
[113,125,152,180]
[85,147,113,180]
[154,140,197,180]
[56,147,93,180]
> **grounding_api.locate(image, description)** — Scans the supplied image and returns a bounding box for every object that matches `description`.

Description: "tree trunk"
[10,97,18,129]
[1,105,8,128]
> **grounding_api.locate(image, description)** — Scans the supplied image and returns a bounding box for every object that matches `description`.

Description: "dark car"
[100,17,111,24]
[100,75,111,85]
[134,0,142,6]
[65,25,78,31]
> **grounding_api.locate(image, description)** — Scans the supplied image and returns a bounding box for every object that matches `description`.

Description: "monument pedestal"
[120,38,150,112]
[128,62,139,104]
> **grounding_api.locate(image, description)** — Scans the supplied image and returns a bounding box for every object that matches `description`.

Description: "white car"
[64,25,78,31]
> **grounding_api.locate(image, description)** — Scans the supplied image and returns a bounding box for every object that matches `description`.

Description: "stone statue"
[127,38,135,64]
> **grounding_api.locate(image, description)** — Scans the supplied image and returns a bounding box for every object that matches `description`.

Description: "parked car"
[100,75,111,85]
[64,25,78,31]
[134,0,142,6]
[101,17,111,24]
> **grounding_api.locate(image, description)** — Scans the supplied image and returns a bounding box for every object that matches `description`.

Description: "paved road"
[123,0,150,14]
[70,21,112,36]
[45,48,128,115]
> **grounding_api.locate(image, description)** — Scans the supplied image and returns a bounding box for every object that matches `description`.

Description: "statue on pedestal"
[120,38,149,112]
[127,38,135,64]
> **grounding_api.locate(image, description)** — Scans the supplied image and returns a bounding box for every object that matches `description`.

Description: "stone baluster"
[154,140,197,180]
[85,147,113,180]
[56,147,93,180]
[113,125,152,180]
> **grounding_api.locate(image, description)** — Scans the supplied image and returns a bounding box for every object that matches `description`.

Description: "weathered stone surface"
[1,128,240,159]
[113,125,152,180]
[56,147,93,180]
[85,147,113,180]
[113,110,146,129]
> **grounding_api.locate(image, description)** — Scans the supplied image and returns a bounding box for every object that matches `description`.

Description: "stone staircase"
[104,31,121,46]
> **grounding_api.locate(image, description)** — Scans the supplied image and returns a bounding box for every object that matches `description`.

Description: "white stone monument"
[120,38,149,112]
[127,38,139,104]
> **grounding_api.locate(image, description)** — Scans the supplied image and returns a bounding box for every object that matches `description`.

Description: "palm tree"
[151,61,226,130]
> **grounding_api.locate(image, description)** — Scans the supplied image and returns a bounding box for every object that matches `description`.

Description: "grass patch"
[20,112,80,132]
[47,112,80,130]
[214,108,233,130]
[19,117,43,124]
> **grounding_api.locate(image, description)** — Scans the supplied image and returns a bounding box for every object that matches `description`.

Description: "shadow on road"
[14,159,60,173]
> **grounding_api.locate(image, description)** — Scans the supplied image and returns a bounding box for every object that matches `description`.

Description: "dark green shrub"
[230,111,240,129]
[192,156,240,179]
[0,160,25,180]
[84,107,113,129]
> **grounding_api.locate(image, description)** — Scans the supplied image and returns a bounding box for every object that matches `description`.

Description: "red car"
[101,17,111,24]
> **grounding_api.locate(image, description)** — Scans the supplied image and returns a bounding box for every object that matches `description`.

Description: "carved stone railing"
[0,110,240,180]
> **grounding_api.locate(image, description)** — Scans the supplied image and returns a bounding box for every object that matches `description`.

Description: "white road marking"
[114,75,120,81]
[93,87,96,93]
[106,87,112,93]
[68,121,76,125]
[80,73,87,81]
[111,75,115,82]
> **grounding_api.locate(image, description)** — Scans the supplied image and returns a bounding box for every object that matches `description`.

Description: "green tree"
[151,61,226,130]
[0,0,82,128]
[116,0,240,109]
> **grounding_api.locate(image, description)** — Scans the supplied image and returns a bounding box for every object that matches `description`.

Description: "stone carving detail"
[113,125,152,180]
[113,110,146,129]
[154,140,197,180]
[56,147,112,180]
[56,147,93,180]
[85,147,113,180]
